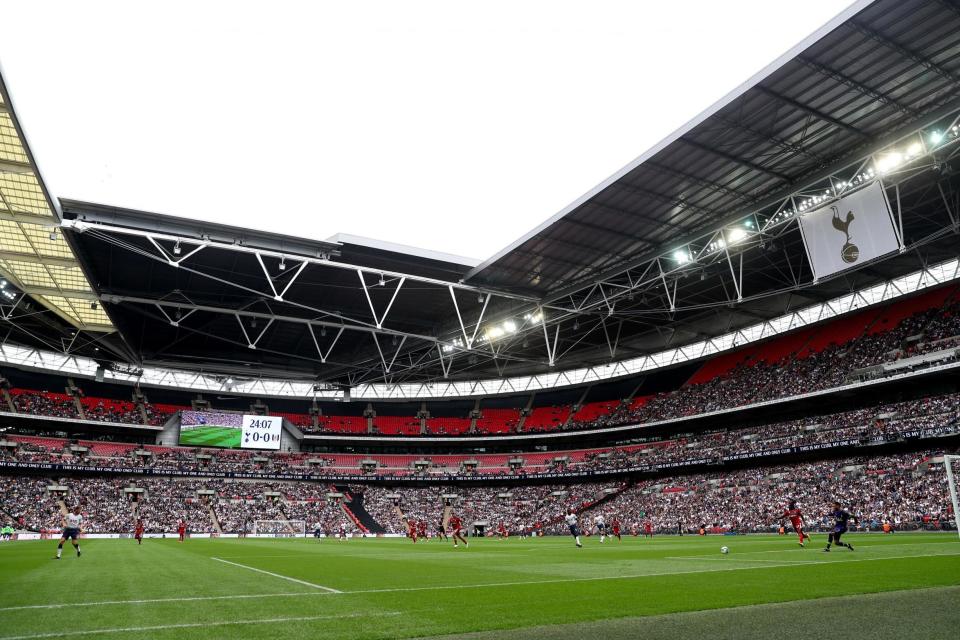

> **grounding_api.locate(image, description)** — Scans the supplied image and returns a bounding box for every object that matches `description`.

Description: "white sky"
[1,0,855,263]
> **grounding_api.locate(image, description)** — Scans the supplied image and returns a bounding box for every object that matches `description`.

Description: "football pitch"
[0,533,958,640]
[177,426,241,448]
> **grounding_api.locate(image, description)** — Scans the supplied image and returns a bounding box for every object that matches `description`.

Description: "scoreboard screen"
[178,411,283,450]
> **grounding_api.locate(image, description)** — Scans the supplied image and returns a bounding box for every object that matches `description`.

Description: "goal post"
[252,520,306,537]
[945,455,960,540]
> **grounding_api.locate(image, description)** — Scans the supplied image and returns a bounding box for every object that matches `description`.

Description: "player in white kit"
[55,506,83,559]
[594,514,606,543]
[565,509,582,548]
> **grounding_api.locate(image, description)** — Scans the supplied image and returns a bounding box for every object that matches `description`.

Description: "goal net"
[945,455,960,540]
[252,520,306,537]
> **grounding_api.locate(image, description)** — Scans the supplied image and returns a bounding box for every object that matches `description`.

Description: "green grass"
[0,533,958,639]
[177,426,241,448]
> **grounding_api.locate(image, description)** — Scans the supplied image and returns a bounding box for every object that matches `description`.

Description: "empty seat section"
[373,415,421,435]
[425,417,471,435]
[318,415,367,434]
[522,405,570,432]
[475,408,519,434]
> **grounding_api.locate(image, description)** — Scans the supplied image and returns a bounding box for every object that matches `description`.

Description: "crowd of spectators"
[587,450,956,534]
[9,390,79,420]
[4,449,951,535]
[335,483,619,535]
[3,392,957,479]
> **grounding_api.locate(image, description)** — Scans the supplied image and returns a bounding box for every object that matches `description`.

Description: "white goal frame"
[252,520,306,537]
[945,455,960,540]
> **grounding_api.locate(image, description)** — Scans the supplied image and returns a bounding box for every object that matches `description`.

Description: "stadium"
[1,0,960,638]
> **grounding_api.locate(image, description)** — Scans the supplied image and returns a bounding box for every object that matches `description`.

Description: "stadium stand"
[2,449,953,535]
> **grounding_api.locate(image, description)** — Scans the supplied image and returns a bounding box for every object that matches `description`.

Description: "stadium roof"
[0,76,112,334]
[465,0,960,296]
[2,0,960,390]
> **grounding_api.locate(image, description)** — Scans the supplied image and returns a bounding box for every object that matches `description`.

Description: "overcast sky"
[1,0,855,263]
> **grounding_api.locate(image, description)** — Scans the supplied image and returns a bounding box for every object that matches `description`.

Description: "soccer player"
[780,500,811,547]
[823,501,857,552]
[643,520,653,538]
[314,522,323,542]
[449,513,468,547]
[408,518,418,543]
[565,509,582,548]
[497,522,508,539]
[134,518,144,545]
[54,506,83,559]
[177,520,186,542]
[417,519,427,541]
[611,518,622,542]
[1,522,13,541]
[435,518,448,541]
[593,514,606,543]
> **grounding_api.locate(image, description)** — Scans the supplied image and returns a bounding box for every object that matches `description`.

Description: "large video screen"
[178,411,283,450]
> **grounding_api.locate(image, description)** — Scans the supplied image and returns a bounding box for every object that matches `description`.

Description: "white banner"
[241,414,283,450]
[799,181,899,280]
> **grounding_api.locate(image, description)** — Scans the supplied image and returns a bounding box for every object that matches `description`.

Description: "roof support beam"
[797,56,919,118]
[678,137,792,182]
[847,20,960,87]
[21,286,97,300]
[0,251,79,268]
[753,85,869,139]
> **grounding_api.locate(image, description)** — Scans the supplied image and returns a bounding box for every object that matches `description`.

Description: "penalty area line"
[211,557,342,593]
[0,612,400,640]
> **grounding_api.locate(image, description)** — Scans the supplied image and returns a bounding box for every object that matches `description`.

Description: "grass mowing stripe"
[8,550,957,611]
[342,550,960,594]
[211,557,343,593]
[0,592,331,612]
[0,612,401,640]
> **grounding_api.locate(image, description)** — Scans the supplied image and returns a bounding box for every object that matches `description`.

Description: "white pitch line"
[0,612,400,640]
[211,557,342,593]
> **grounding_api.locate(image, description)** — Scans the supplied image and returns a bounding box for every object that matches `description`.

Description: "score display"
[241,415,283,450]
[179,411,283,450]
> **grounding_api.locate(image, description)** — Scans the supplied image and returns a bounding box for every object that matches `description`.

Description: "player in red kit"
[449,514,468,547]
[417,520,427,540]
[408,519,418,543]
[177,520,186,542]
[643,521,653,538]
[611,518,622,541]
[497,522,508,539]
[781,500,811,547]
[134,519,144,545]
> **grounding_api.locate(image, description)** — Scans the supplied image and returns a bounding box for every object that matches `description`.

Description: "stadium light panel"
[876,152,902,173]
[727,228,747,244]
[672,249,690,264]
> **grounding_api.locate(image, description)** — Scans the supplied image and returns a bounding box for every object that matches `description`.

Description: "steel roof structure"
[0,75,113,336]
[0,0,959,394]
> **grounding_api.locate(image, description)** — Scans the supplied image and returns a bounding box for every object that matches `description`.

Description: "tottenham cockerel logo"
[831,205,859,264]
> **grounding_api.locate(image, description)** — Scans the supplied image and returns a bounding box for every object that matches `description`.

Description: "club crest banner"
[799,181,900,280]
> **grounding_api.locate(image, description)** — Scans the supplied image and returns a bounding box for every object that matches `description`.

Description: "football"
[721,546,730,554]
